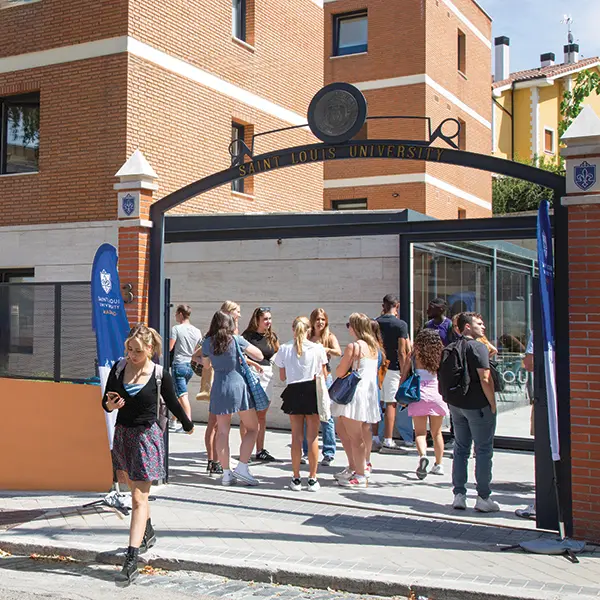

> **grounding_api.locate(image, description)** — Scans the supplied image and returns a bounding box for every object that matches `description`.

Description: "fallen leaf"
[139,564,168,576]
[29,553,78,563]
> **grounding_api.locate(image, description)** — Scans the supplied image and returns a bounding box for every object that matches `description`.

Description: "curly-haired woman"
[400,329,448,480]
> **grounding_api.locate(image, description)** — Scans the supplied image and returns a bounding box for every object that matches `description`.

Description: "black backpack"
[438,337,471,404]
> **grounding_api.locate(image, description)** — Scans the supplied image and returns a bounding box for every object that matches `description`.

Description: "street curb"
[0,540,564,600]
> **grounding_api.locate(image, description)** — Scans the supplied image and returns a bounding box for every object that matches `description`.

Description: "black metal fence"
[0,281,97,382]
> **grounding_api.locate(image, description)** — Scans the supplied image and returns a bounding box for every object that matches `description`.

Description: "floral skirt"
[112,422,165,482]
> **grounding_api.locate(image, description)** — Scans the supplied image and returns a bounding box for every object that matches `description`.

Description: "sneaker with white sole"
[321,455,334,467]
[338,475,367,488]
[233,466,259,486]
[429,463,444,476]
[416,456,429,480]
[289,477,302,492]
[380,442,408,455]
[300,455,308,465]
[307,478,320,492]
[452,493,467,510]
[221,470,235,486]
[475,496,500,513]
[371,439,382,453]
[365,463,373,480]
[334,467,352,481]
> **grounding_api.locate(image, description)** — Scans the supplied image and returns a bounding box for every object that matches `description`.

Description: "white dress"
[331,356,381,424]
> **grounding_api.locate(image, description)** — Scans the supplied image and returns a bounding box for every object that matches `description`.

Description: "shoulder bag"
[329,343,362,406]
[234,337,270,411]
[395,356,421,405]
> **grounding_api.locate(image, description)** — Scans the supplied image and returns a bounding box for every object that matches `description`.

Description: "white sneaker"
[430,463,444,476]
[233,465,259,486]
[334,467,352,481]
[416,456,429,480]
[475,496,500,513]
[365,463,372,480]
[221,470,235,486]
[338,475,368,488]
[380,441,408,454]
[307,478,320,492]
[452,493,467,510]
[300,455,308,465]
[289,477,302,492]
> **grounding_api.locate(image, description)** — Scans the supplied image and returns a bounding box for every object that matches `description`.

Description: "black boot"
[140,518,156,554]
[115,546,139,587]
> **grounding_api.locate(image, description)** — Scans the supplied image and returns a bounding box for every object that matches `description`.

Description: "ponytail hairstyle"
[243,307,280,351]
[124,324,162,359]
[348,312,379,356]
[292,316,311,357]
[206,311,235,355]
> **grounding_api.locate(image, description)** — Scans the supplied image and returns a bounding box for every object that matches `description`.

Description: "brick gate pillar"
[114,150,159,327]
[561,106,600,541]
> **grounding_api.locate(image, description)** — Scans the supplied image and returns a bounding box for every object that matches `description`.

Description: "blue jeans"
[172,362,194,397]
[450,404,497,499]
[377,404,414,443]
[302,375,336,458]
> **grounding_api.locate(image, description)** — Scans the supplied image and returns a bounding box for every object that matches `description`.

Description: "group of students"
[100,296,501,586]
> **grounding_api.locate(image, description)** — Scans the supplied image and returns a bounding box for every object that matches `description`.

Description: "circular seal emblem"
[307,83,367,144]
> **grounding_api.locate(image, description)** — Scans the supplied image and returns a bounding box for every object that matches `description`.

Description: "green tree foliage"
[559,69,600,137]
[492,157,565,215]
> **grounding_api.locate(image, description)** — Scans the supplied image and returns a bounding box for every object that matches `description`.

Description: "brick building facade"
[0,0,324,283]
[323,0,493,219]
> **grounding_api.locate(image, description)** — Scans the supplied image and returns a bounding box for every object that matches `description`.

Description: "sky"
[476,0,600,74]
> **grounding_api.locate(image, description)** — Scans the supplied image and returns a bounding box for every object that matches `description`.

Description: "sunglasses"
[258,307,271,313]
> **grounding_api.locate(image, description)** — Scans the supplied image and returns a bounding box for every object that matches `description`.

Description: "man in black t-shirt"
[446,312,498,513]
[375,294,412,453]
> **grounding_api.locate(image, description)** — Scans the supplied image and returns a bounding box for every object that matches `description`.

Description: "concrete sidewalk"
[1,426,599,600]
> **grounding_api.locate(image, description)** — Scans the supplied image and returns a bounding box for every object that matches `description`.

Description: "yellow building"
[492,38,600,162]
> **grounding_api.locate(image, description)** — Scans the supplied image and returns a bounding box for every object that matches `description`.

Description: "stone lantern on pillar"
[560,105,600,542]
[114,150,159,325]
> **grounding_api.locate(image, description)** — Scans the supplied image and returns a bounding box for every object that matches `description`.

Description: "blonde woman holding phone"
[102,325,194,586]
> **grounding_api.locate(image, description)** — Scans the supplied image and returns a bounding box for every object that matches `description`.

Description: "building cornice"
[0,36,308,127]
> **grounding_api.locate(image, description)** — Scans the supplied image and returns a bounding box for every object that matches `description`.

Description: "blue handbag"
[234,338,270,411]
[395,357,421,405]
[329,346,362,405]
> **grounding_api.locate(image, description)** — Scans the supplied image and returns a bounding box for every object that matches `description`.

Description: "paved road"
[0,553,402,600]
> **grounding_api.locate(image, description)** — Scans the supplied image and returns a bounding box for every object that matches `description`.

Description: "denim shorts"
[172,362,194,397]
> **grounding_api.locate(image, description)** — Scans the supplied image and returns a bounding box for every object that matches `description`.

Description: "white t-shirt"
[274,340,327,384]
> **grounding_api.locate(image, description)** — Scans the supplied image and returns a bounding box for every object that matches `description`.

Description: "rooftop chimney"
[494,37,510,82]
[564,43,579,64]
[541,52,556,68]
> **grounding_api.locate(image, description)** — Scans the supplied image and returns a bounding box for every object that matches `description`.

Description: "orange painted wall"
[0,379,113,492]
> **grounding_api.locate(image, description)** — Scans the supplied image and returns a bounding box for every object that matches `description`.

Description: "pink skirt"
[408,379,449,417]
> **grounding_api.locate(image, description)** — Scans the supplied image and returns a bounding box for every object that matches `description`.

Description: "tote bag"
[329,344,362,405]
[316,374,331,422]
[395,357,421,405]
[234,338,270,411]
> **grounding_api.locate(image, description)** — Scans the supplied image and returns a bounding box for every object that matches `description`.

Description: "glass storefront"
[412,240,536,440]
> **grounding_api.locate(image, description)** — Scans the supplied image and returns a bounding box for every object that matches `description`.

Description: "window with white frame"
[331,199,368,210]
[544,127,555,154]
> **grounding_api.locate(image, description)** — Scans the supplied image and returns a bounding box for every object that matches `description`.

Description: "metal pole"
[148,207,165,336]
[53,284,62,382]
